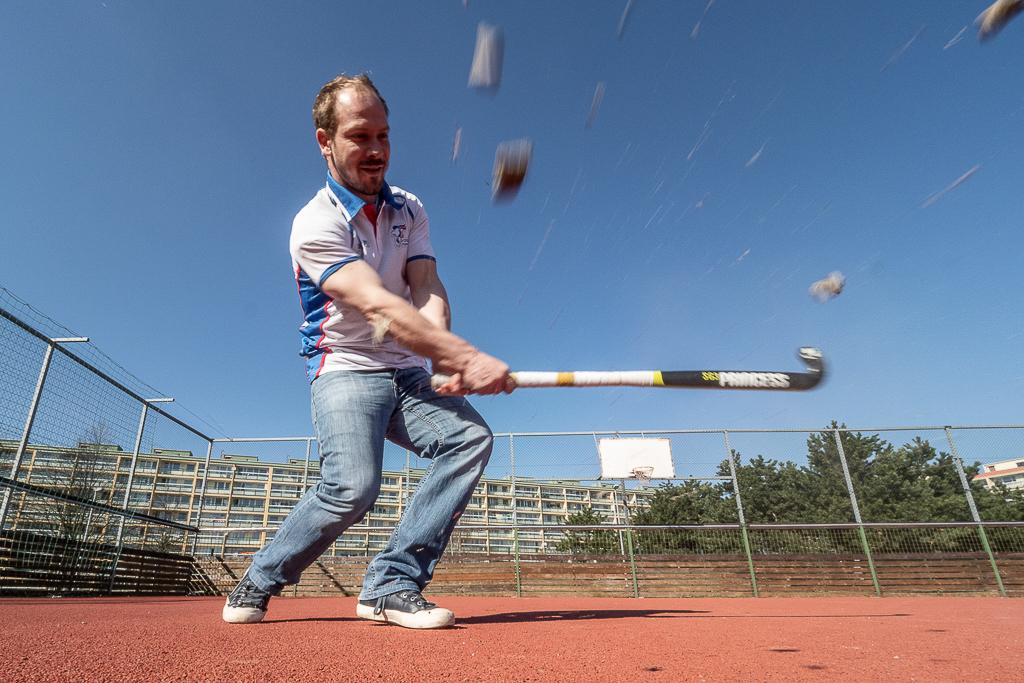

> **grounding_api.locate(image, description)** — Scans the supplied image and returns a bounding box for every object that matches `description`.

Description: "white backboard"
[597,438,675,480]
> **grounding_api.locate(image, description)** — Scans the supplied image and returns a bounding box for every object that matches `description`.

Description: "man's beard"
[343,171,383,197]
[335,154,385,198]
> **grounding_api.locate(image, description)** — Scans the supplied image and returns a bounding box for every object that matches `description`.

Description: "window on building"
[231,498,266,510]
[232,485,266,496]
[227,513,265,525]
[158,462,195,475]
[235,466,269,480]
[269,485,301,496]
[153,494,192,508]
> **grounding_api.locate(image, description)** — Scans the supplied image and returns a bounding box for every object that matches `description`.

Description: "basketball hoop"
[631,466,655,485]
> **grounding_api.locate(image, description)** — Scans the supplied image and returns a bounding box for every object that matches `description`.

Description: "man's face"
[317,87,390,202]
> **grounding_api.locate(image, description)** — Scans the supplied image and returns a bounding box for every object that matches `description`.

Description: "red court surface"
[2,595,1021,682]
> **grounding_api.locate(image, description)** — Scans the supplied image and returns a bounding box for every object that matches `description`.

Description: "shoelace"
[373,591,436,615]
[231,580,268,608]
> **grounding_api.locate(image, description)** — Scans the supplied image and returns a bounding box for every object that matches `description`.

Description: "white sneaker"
[222,574,272,624]
[356,590,455,629]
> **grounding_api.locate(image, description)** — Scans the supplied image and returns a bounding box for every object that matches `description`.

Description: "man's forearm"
[321,259,485,376]
[410,274,451,331]
[345,285,474,371]
[417,293,450,331]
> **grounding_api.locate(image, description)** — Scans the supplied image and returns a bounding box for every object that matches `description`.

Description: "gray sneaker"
[356,590,455,629]
[222,573,272,624]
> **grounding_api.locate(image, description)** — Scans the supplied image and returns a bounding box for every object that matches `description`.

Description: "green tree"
[731,455,812,523]
[556,506,619,555]
[856,437,955,521]
[583,424,1024,556]
[630,481,742,554]
[802,424,895,523]
[970,474,1024,522]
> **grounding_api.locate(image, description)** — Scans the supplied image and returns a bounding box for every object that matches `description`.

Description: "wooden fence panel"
[0,530,209,596]
[129,550,1024,598]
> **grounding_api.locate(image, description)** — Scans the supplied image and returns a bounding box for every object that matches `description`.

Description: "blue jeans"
[247,367,493,600]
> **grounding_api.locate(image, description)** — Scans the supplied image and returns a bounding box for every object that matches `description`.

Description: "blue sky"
[2,1,1023,442]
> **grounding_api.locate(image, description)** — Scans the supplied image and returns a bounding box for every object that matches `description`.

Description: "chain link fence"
[0,294,210,595]
[2,293,1023,596]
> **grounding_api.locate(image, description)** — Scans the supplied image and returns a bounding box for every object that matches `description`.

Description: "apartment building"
[974,458,1024,491]
[0,441,653,556]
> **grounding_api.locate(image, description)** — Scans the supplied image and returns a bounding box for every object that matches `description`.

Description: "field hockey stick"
[431,347,825,392]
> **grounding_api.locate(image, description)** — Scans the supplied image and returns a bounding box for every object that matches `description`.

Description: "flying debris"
[691,0,716,39]
[881,25,926,72]
[585,82,606,129]
[944,25,968,49]
[977,0,1024,40]
[617,0,634,39]
[468,22,504,91]
[687,125,711,161]
[451,127,462,162]
[809,272,845,302]
[492,138,532,201]
[745,141,767,168]
[528,220,557,271]
[921,164,982,208]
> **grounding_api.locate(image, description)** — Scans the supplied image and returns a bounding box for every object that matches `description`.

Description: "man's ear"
[316,128,331,157]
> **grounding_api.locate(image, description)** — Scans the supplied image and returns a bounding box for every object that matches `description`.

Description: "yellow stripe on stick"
[653,371,664,386]
[557,372,575,386]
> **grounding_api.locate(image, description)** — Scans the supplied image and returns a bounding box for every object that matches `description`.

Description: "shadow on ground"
[265,609,912,625]
[459,610,912,624]
[459,609,708,624]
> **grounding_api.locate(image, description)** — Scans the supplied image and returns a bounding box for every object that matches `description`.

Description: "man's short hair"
[313,74,389,135]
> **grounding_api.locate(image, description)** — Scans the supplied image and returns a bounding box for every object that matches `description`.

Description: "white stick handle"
[430,370,660,391]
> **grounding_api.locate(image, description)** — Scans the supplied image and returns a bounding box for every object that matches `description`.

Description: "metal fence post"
[509,434,522,597]
[110,397,172,592]
[302,438,313,492]
[723,431,759,597]
[944,427,1007,597]
[189,440,214,556]
[618,479,640,598]
[832,429,882,596]
[115,402,149,546]
[109,400,148,592]
[404,449,411,505]
[0,337,87,529]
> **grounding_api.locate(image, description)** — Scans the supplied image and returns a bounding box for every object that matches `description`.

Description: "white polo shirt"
[290,175,436,381]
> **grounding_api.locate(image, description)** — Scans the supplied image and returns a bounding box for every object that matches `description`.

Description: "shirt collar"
[325,174,405,221]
